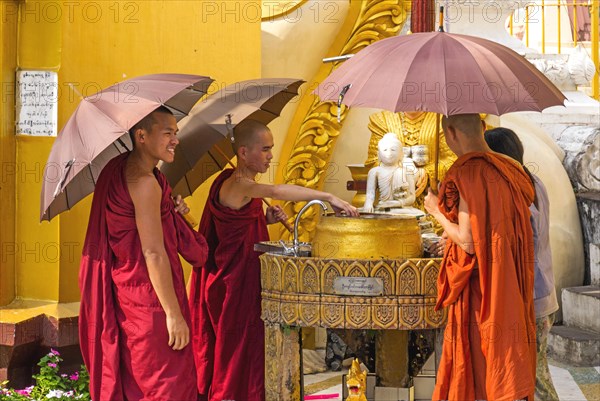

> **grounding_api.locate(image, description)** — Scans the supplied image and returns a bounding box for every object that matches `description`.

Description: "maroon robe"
[79,153,208,401]
[189,169,269,401]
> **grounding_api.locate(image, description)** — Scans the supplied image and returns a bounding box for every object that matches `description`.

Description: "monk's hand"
[428,231,448,257]
[173,195,190,215]
[424,188,440,215]
[266,205,288,225]
[166,312,190,351]
[330,197,360,217]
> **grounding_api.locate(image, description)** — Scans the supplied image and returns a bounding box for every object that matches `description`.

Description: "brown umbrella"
[161,78,304,197]
[315,31,565,115]
[40,74,213,221]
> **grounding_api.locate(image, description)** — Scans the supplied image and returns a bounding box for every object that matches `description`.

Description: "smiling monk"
[424,114,536,401]
[79,106,208,400]
[190,120,358,401]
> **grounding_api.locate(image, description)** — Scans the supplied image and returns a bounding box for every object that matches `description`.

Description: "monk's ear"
[238,145,248,160]
[445,125,457,141]
[135,127,145,144]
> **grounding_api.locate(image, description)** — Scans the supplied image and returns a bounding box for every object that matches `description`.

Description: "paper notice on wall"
[16,70,58,136]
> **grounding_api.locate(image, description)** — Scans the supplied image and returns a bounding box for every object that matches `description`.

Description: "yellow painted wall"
[0,0,19,306]
[10,0,262,304]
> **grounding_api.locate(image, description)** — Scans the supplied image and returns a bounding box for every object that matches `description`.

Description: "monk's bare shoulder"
[128,173,161,208]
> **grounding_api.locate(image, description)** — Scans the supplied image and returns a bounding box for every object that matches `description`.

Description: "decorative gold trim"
[260,254,446,330]
[276,0,411,241]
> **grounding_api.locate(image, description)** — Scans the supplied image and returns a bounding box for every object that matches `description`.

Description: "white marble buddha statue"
[362,133,416,212]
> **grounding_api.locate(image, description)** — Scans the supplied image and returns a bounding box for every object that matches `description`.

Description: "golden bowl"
[312,213,422,259]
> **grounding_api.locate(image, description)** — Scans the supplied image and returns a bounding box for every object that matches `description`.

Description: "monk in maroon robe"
[425,114,536,401]
[189,120,358,401]
[79,107,208,400]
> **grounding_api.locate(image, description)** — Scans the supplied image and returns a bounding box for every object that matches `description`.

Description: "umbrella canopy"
[41,73,213,221]
[314,32,566,116]
[161,78,304,197]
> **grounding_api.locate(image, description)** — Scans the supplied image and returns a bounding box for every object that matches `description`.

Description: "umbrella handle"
[262,198,294,233]
[181,212,199,229]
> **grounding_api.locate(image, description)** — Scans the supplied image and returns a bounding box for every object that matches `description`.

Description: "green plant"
[0,349,89,400]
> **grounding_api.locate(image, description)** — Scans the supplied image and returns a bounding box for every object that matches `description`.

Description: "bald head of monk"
[232,120,274,174]
[442,114,490,156]
[232,120,271,154]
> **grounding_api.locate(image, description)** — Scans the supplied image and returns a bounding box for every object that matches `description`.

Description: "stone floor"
[304,358,600,400]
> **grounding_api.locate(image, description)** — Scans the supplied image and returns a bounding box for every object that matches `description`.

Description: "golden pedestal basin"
[312,213,422,259]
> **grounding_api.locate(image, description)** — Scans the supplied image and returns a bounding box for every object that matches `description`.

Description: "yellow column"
[0,0,19,306]
[16,0,62,301]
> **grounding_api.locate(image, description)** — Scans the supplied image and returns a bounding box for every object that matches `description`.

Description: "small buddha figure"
[362,133,416,212]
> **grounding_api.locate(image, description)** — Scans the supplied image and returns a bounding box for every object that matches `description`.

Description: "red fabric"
[79,153,208,401]
[432,152,536,401]
[190,169,269,401]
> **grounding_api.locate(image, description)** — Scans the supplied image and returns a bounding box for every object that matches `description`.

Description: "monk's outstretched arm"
[129,175,189,351]
[242,181,359,217]
[425,189,474,254]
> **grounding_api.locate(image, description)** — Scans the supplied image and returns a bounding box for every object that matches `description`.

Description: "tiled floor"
[304,359,600,400]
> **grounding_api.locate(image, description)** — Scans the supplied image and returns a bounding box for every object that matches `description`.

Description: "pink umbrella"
[313,32,565,187]
[40,73,213,221]
[314,31,565,116]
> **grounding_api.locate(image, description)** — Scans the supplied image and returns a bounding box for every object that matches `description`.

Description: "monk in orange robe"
[424,114,536,401]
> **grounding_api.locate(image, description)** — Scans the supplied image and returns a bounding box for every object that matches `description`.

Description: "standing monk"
[190,120,358,401]
[79,106,208,400]
[424,114,536,401]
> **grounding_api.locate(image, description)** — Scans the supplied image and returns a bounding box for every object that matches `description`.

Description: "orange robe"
[432,152,536,401]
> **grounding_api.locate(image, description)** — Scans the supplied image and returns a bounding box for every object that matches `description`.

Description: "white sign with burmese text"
[333,277,383,296]
[16,70,58,136]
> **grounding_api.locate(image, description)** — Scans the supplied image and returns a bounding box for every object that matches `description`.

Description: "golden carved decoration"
[298,294,321,326]
[321,295,345,328]
[283,258,299,293]
[300,260,320,294]
[371,261,395,295]
[372,297,399,329]
[277,0,411,241]
[345,359,368,401]
[260,254,446,330]
[396,260,421,296]
[344,260,369,278]
[321,260,344,294]
[280,293,299,325]
[422,260,440,296]
[346,297,371,329]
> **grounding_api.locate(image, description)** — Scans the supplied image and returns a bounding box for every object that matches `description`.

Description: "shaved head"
[129,105,174,147]
[232,120,270,154]
[442,114,483,137]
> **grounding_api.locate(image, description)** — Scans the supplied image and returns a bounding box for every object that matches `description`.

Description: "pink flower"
[50,348,60,356]
[16,388,31,396]
[69,372,79,381]
[48,362,57,368]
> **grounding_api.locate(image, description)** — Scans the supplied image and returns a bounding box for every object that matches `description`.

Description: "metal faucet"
[293,200,328,250]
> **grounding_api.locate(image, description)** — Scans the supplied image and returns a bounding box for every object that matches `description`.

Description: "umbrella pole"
[211,145,294,233]
[432,113,441,194]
